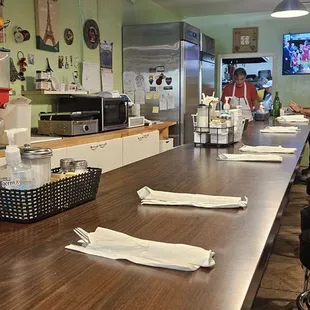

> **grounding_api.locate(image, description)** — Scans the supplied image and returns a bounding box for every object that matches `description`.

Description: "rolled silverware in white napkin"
[137,186,247,209]
[260,126,300,134]
[277,115,309,123]
[239,145,296,154]
[217,153,282,162]
[66,227,215,272]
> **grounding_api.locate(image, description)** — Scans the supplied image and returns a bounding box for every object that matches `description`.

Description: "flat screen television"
[283,32,310,75]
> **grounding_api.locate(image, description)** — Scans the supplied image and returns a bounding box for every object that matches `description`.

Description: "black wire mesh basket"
[194,126,235,147]
[0,167,102,223]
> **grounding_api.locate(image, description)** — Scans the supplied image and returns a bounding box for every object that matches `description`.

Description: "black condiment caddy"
[0,167,102,223]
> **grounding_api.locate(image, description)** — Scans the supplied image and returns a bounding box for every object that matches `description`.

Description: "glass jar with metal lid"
[59,158,75,173]
[73,160,88,174]
[20,145,53,188]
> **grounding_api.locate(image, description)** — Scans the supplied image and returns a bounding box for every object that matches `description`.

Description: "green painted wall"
[186,12,310,107]
[4,0,180,126]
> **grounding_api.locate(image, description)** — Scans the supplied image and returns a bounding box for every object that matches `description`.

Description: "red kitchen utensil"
[0,87,11,108]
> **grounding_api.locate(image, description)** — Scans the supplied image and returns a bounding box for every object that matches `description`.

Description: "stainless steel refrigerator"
[122,22,201,146]
[200,34,215,97]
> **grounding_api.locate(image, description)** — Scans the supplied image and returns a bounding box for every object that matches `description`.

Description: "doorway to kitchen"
[217,53,277,104]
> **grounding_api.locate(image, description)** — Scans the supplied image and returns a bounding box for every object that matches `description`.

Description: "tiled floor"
[252,183,309,309]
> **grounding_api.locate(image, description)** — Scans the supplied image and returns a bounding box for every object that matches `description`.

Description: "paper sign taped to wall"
[101,68,114,92]
[123,71,136,92]
[159,93,167,111]
[146,92,153,100]
[82,62,101,92]
[153,92,160,100]
[135,90,145,105]
[167,92,175,110]
[152,106,159,114]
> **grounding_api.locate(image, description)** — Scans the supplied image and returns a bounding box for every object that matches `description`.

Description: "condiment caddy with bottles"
[193,103,245,146]
[0,132,101,223]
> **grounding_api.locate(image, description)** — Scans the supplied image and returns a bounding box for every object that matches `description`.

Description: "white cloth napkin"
[260,126,299,134]
[137,186,247,209]
[217,153,282,162]
[239,145,296,154]
[65,227,215,272]
[277,115,309,123]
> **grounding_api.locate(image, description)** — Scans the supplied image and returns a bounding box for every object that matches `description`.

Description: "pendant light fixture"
[271,0,309,18]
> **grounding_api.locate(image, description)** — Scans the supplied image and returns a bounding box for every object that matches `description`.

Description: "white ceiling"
[151,0,310,18]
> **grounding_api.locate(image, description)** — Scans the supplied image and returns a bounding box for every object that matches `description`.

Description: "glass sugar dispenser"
[20,145,53,188]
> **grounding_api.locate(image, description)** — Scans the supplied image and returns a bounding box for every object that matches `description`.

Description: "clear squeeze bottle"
[2,128,33,190]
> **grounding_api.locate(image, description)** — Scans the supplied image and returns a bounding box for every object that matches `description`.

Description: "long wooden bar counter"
[0,121,309,310]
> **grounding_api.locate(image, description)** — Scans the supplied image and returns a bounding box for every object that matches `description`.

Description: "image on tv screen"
[283,33,310,75]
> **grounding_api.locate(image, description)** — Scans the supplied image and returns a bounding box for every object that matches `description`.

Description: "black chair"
[297,228,310,309]
[294,206,310,309]
[301,206,310,232]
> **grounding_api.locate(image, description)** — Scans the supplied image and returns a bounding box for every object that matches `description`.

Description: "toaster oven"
[56,95,128,132]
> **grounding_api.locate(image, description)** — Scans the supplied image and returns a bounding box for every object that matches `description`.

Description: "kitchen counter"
[0,121,309,310]
[0,121,176,158]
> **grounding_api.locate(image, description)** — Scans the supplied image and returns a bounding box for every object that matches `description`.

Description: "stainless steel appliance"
[55,95,128,132]
[38,111,99,136]
[200,33,215,98]
[122,22,201,145]
[128,116,145,128]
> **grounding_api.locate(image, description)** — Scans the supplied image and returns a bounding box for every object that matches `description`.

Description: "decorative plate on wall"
[83,19,100,50]
[233,27,258,53]
[64,28,74,45]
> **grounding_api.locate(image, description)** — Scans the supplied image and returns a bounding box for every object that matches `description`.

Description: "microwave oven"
[55,95,128,132]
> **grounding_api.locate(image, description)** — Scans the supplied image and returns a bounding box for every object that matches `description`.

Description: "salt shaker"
[73,160,88,174]
[59,158,75,173]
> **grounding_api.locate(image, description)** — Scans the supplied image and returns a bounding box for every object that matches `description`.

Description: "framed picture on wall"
[233,27,258,53]
[35,0,60,52]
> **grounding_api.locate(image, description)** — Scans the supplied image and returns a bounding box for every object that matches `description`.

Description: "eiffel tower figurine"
[43,0,56,45]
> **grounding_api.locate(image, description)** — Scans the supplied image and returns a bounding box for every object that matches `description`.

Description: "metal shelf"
[22,90,89,96]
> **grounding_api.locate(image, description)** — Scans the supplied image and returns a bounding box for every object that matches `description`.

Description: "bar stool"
[286,206,310,309]
[301,206,310,232]
[296,228,310,309]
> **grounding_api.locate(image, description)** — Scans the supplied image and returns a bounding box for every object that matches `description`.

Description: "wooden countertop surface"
[0,121,176,157]
[0,121,309,310]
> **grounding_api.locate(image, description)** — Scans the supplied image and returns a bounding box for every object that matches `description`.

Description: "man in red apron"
[221,68,259,121]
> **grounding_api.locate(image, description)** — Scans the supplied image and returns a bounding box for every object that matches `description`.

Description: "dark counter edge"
[242,137,308,309]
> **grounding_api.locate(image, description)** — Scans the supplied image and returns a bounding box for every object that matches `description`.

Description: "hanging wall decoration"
[233,27,258,53]
[99,41,113,69]
[0,1,10,43]
[83,19,100,50]
[14,27,31,43]
[17,51,27,81]
[35,0,60,52]
[64,28,74,45]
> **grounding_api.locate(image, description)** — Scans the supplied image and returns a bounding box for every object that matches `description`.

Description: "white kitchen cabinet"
[51,147,67,169]
[141,131,160,158]
[66,139,123,174]
[159,138,174,153]
[96,138,122,173]
[66,143,98,168]
[123,130,159,166]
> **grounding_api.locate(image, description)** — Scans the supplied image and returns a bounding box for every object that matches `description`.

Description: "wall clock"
[83,19,100,50]
[233,27,258,53]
